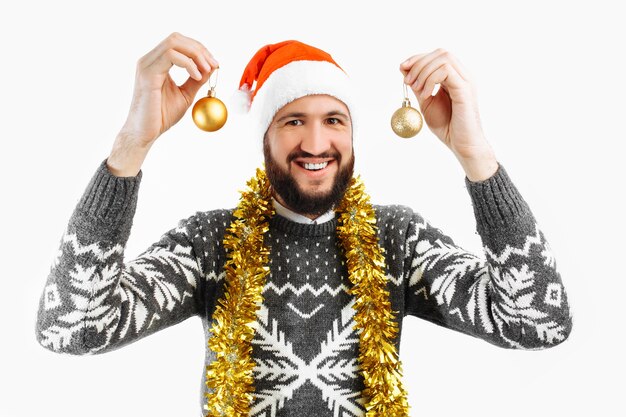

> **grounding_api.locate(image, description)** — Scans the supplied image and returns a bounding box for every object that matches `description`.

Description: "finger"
[399,53,428,76]
[414,63,461,101]
[436,50,470,81]
[412,54,465,93]
[140,32,215,75]
[153,49,202,81]
[173,39,214,74]
[403,49,447,86]
[139,33,188,67]
[182,35,219,71]
[204,49,219,69]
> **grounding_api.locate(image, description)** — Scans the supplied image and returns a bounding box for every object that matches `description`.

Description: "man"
[36,33,572,417]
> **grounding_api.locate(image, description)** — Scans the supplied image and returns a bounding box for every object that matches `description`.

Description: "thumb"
[180,64,217,104]
[180,75,208,106]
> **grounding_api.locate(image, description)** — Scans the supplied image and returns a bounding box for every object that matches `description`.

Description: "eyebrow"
[275,110,350,124]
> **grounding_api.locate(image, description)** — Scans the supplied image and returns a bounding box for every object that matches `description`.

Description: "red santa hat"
[237,40,355,139]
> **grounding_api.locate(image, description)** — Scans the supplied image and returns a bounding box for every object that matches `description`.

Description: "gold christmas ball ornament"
[391,82,424,138]
[192,88,228,132]
[391,97,423,138]
[191,68,227,132]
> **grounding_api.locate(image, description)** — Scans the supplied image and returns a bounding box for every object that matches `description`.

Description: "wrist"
[107,133,153,177]
[456,150,499,182]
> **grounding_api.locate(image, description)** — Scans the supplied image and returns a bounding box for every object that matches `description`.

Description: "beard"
[263,139,355,217]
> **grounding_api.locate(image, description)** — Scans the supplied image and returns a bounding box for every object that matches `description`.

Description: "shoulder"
[372,204,424,238]
[192,208,235,223]
[372,204,424,227]
[175,208,236,232]
[372,204,445,243]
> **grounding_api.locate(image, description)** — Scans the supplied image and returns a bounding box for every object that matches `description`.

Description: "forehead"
[274,94,349,117]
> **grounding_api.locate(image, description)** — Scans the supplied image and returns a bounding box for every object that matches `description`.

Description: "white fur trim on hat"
[249,60,356,140]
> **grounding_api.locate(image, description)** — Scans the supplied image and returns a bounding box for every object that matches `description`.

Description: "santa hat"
[237,40,355,140]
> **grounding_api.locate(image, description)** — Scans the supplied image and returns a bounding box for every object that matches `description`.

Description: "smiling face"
[264,94,354,218]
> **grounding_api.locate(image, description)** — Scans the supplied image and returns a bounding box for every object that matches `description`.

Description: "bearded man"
[36,33,572,417]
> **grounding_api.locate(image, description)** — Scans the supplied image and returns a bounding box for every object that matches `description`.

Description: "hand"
[118,32,219,147]
[399,49,494,163]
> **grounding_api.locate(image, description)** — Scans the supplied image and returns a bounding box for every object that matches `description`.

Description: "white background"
[1,1,624,416]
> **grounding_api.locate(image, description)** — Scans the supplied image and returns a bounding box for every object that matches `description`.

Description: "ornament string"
[208,68,219,95]
[403,82,410,102]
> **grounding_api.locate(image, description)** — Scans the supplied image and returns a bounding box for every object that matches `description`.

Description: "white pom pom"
[228,84,253,114]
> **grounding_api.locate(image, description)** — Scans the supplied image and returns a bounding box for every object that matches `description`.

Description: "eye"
[326,117,340,125]
[286,119,303,126]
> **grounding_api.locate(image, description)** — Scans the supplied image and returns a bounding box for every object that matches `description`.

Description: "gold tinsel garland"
[204,168,409,417]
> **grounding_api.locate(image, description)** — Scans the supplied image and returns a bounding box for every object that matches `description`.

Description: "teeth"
[303,162,329,171]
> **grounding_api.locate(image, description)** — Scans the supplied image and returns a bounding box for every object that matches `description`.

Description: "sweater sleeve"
[35,159,208,355]
[402,163,572,349]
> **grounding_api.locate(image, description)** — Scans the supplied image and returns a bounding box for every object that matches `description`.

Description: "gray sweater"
[36,159,572,416]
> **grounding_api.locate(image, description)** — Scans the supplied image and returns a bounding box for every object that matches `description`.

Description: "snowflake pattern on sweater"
[36,159,572,416]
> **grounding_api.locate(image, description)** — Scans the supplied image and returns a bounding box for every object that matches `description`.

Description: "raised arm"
[35,161,211,354]
[403,164,572,349]
[36,33,220,354]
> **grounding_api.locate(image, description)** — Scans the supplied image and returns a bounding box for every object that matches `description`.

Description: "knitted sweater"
[36,159,572,416]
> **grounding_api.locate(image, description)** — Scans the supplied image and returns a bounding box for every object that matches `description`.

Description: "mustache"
[287,150,341,163]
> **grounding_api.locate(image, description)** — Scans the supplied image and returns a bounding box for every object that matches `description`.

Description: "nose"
[300,123,331,156]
